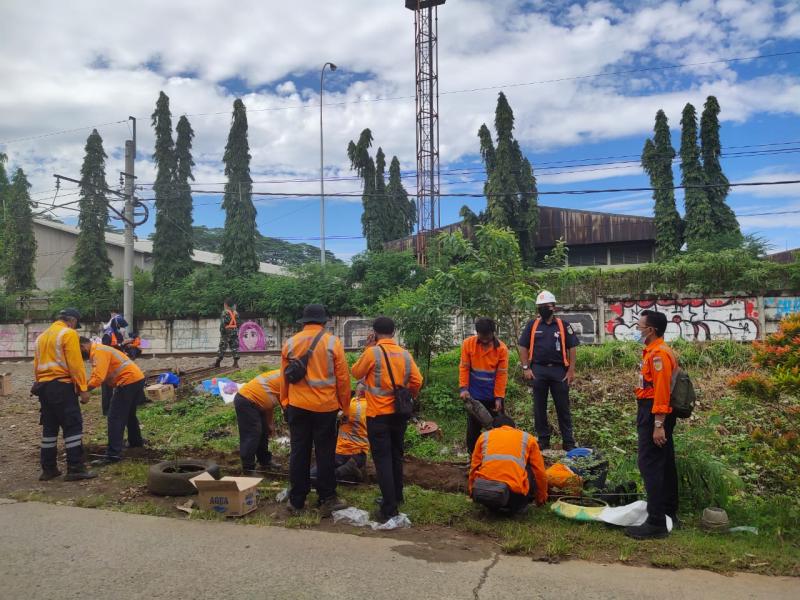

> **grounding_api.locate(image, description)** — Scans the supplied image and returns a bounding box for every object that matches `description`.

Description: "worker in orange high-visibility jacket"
[469,414,548,514]
[234,369,282,474]
[334,384,369,481]
[459,317,509,454]
[351,317,423,521]
[33,308,96,482]
[280,304,351,517]
[100,313,128,416]
[80,338,146,466]
[626,310,680,541]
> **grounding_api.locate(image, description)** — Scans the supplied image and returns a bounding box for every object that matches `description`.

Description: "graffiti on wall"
[238,320,279,352]
[606,298,759,342]
[559,313,597,344]
[765,297,800,319]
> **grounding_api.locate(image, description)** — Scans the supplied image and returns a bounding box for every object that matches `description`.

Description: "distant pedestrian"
[280,304,351,517]
[214,298,239,368]
[459,318,509,454]
[79,338,146,465]
[33,308,96,481]
[518,290,579,450]
[351,317,423,522]
[626,310,679,540]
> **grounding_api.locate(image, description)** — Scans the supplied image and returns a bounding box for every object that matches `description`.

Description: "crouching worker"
[234,369,281,474]
[469,415,548,515]
[333,385,369,482]
[79,337,145,465]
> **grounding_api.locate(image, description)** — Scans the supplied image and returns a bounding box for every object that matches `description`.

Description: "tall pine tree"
[642,110,683,258]
[67,129,112,295]
[348,129,380,251]
[679,103,715,251]
[221,98,258,277]
[474,92,538,263]
[172,115,196,280]
[3,169,37,292]
[700,96,741,243]
[151,91,178,286]
[0,153,8,270]
[386,156,416,240]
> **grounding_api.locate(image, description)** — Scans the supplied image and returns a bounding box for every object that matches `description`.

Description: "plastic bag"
[371,513,411,531]
[598,500,673,532]
[157,372,181,386]
[275,488,289,503]
[332,507,371,527]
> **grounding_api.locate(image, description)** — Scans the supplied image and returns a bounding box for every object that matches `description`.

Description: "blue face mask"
[634,332,645,344]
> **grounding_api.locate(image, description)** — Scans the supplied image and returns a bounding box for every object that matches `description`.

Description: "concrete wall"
[2,295,798,359]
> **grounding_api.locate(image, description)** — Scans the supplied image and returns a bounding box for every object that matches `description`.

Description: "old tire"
[147,459,221,496]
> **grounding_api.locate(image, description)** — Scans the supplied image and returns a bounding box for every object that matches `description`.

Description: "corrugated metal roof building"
[384,206,656,266]
[32,218,285,291]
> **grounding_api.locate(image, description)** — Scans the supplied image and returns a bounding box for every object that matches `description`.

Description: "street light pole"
[320,61,337,266]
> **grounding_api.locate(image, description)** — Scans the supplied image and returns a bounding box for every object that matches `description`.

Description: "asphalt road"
[0,500,797,600]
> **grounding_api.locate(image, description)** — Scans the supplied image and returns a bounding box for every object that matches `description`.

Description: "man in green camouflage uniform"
[214,298,240,368]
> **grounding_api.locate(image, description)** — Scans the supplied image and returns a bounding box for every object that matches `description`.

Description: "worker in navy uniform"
[517,290,579,451]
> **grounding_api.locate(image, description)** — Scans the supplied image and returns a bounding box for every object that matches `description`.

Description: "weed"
[74,494,108,509]
[104,461,149,485]
[114,500,172,517]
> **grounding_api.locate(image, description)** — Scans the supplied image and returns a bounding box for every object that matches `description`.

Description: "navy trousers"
[367,413,408,518]
[637,398,678,526]
[39,381,85,471]
[106,380,144,460]
[287,405,338,509]
[234,394,273,471]
[531,364,575,448]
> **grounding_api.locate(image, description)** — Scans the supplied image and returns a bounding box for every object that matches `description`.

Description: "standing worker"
[214,298,240,368]
[518,290,579,451]
[280,304,350,516]
[234,369,281,474]
[459,318,509,454]
[468,414,548,515]
[352,317,423,522]
[33,308,96,481]
[626,310,679,540]
[79,338,145,465]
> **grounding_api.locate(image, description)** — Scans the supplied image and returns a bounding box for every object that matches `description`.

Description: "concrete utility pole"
[319,61,337,266]
[123,116,136,323]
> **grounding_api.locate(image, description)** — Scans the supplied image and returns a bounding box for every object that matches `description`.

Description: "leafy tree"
[348,250,426,312]
[642,109,684,258]
[471,93,539,264]
[679,103,715,252]
[385,156,416,240]
[0,152,8,270]
[67,129,112,296]
[348,129,381,250]
[151,91,178,286]
[3,169,37,292]
[700,96,741,243]
[170,115,196,280]
[221,99,259,277]
[541,237,569,270]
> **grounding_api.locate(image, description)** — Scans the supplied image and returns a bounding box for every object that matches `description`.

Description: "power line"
[0,120,128,145]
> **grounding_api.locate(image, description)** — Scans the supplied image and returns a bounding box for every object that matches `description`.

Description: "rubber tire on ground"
[147,459,221,496]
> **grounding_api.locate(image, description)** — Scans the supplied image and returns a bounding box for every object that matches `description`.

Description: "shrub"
[419,382,462,417]
[728,372,778,401]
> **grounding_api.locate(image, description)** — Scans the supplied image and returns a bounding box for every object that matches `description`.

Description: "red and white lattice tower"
[406,0,444,263]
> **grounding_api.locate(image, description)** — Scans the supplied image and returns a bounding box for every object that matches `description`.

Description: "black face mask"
[538,306,554,320]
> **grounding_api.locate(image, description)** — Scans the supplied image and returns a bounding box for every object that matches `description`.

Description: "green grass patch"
[104,461,149,485]
[113,500,174,517]
[74,494,109,509]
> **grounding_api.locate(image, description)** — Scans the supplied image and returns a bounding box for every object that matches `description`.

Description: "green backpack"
[670,366,696,418]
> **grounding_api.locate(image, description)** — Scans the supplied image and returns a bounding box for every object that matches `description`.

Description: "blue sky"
[1,0,799,260]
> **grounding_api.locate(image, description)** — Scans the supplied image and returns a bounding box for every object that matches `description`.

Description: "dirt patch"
[404,456,469,493]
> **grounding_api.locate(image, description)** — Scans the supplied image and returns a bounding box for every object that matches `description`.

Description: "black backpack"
[378,345,414,417]
[670,366,696,419]
[284,329,327,384]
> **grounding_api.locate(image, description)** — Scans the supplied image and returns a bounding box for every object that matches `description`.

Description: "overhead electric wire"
[0,120,128,145]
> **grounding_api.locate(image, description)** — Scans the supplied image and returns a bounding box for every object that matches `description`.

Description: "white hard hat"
[536,290,557,305]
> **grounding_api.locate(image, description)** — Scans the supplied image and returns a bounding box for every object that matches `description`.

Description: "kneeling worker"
[469,415,548,514]
[80,337,145,465]
[334,384,369,482]
[234,369,281,474]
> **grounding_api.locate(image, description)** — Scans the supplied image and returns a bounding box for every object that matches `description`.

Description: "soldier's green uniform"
[216,307,240,366]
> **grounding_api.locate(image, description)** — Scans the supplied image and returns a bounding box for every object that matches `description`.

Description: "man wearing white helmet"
[517,290,579,451]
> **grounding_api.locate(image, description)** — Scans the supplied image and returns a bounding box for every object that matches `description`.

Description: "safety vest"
[224,309,238,330]
[350,340,423,418]
[336,398,369,455]
[472,426,531,495]
[34,321,87,390]
[239,369,281,411]
[88,343,144,389]
[528,317,570,367]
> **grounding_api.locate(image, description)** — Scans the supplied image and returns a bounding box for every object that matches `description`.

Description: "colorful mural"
[765,297,800,319]
[238,320,279,352]
[606,298,760,342]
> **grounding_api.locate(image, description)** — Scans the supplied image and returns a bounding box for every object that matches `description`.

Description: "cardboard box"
[0,373,11,396]
[190,472,262,517]
[145,383,175,402]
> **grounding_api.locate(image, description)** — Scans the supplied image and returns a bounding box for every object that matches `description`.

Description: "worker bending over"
[80,337,146,465]
[459,317,509,454]
[469,414,548,515]
[33,308,96,481]
[281,304,351,517]
[352,317,423,521]
[234,369,281,474]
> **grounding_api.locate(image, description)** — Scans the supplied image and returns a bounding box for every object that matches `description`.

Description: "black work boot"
[318,495,347,517]
[38,468,62,481]
[64,466,98,481]
[233,359,240,369]
[213,358,222,368]
[625,521,669,540]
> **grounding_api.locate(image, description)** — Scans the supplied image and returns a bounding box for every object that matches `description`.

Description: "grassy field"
[79,340,800,574]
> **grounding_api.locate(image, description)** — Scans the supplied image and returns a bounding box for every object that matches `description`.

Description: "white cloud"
[730,169,800,198]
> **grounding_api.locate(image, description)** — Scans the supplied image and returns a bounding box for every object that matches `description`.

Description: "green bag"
[670,367,696,418]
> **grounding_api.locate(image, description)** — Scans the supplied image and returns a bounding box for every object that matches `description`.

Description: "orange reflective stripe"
[225,309,238,329]
[528,318,569,367]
